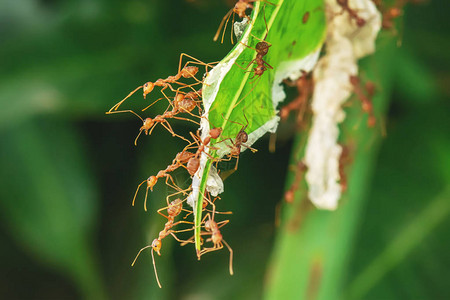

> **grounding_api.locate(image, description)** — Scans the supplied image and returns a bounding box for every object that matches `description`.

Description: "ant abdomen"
[181,66,199,78]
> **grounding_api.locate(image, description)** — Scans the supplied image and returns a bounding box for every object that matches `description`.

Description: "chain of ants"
[106,0,270,284]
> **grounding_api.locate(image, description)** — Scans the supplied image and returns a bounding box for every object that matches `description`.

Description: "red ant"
[284,161,307,203]
[108,53,213,112]
[182,190,232,221]
[133,90,209,145]
[381,3,403,30]
[219,114,257,170]
[336,0,366,27]
[197,213,234,275]
[132,127,223,211]
[143,88,203,119]
[338,144,352,192]
[280,71,313,128]
[105,109,190,145]
[183,127,223,176]
[131,193,194,288]
[349,75,376,128]
[132,151,195,211]
[237,5,273,80]
[378,0,426,30]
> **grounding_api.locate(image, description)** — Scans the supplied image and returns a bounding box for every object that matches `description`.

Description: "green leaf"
[194,0,326,251]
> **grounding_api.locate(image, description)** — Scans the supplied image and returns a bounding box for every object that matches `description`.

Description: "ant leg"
[147,122,160,137]
[158,121,191,143]
[199,243,223,256]
[171,232,196,245]
[201,192,217,219]
[164,175,189,195]
[141,96,168,112]
[233,58,257,72]
[234,155,240,170]
[166,183,191,200]
[105,109,145,122]
[230,10,235,44]
[180,235,196,246]
[109,85,143,112]
[264,60,274,69]
[233,76,262,108]
[216,219,230,229]
[239,41,258,52]
[170,221,195,229]
[179,53,216,73]
[242,143,258,153]
[213,9,233,43]
[156,206,171,220]
[172,116,201,126]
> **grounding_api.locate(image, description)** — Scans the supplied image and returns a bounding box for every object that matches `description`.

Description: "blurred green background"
[0,0,448,299]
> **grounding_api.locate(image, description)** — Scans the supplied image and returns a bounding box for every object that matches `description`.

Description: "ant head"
[237,130,248,143]
[209,127,222,139]
[151,239,162,255]
[146,176,157,191]
[174,92,185,104]
[141,118,154,132]
[202,199,208,209]
[234,2,247,18]
[362,101,373,112]
[255,66,265,76]
[204,219,213,232]
[280,107,290,121]
[181,66,199,78]
[143,82,154,98]
[284,190,294,203]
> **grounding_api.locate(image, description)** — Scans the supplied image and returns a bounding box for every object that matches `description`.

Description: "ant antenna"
[132,179,149,211]
[151,249,162,288]
[134,129,144,146]
[223,240,234,275]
